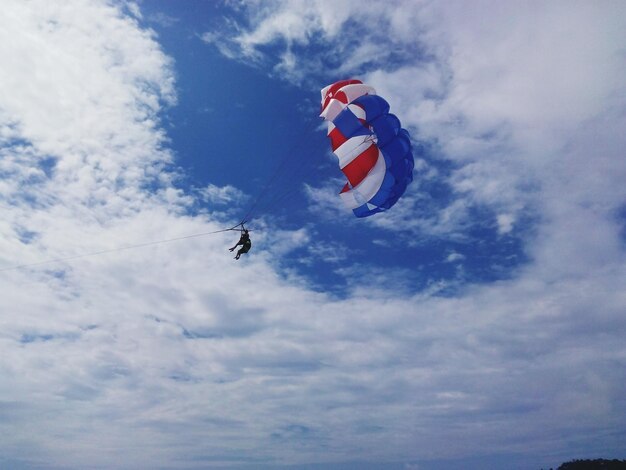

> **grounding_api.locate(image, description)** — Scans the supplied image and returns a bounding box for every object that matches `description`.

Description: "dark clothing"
[230,230,252,259]
[239,239,251,254]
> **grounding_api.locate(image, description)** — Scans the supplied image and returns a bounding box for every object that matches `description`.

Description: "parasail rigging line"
[240,117,322,225]
[0,223,244,273]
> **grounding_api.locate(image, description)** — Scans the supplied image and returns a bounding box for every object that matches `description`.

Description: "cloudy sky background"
[1,1,625,469]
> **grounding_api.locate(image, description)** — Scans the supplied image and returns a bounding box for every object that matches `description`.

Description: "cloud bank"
[0,1,625,469]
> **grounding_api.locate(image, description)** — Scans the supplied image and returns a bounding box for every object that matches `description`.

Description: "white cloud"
[445,251,465,263]
[0,0,177,215]
[496,213,515,235]
[1,1,626,469]
[200,183,247,205]
[303,180,350,220]
[263,226,310,258]
[201,0,431,83]
[304,239,349,265]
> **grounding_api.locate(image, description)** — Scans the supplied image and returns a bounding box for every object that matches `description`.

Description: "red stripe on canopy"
[321,79,362,113]
[341,144,379,188]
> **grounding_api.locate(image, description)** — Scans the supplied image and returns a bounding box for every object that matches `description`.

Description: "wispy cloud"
[199,183,248,205]
[200,0,433,83]
[1,1,625,469]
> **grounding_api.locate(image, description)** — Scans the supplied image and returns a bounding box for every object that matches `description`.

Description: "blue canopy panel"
[330,94,414,218]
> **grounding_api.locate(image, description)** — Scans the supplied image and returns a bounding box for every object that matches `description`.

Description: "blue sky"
[1,1,625,469]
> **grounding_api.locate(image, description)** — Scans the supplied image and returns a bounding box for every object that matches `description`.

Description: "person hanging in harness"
[229,228,252,260]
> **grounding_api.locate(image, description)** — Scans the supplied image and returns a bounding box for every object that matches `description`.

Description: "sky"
[1,1,625,469]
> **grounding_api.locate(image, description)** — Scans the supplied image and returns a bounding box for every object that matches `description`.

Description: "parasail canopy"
[320,79,414,217]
